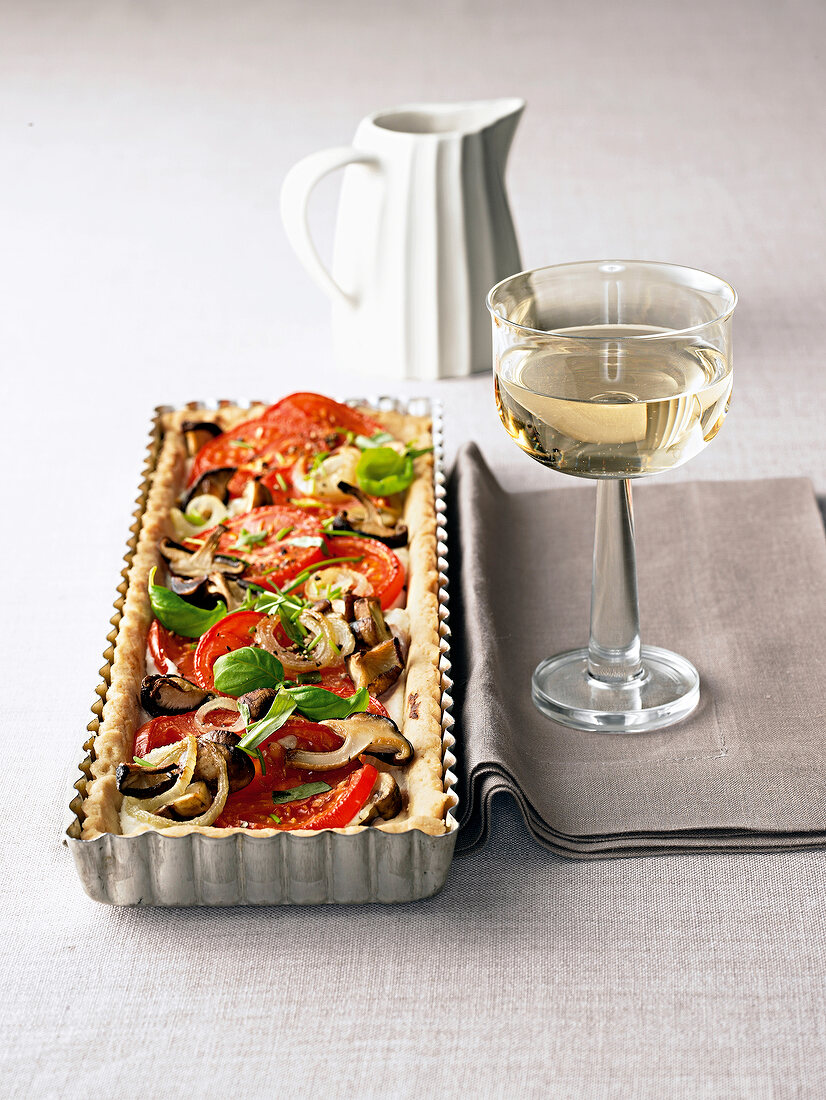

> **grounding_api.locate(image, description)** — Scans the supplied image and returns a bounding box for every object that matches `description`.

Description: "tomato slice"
[147,620,198,680]
[132,702,382,830]
[320,535,405,610]
[261,393,384,437]
[188,416,301,488]
[192,610,267,690]
[226,466,295,504]
[317,667,389,718]
[132,711,340,762]
[193,504,335,592]
[188,395,384,490]
[215,712,371,829]
[218,761,378,830]
[133,712,201,758]
[286,762,378,830]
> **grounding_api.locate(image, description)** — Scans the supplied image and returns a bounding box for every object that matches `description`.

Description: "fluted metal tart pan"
[64,395,458,905]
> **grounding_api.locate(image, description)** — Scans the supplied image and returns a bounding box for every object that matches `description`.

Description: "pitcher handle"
[280,147,380,307]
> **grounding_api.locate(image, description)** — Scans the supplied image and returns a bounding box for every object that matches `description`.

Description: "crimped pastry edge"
[80,402,447,839]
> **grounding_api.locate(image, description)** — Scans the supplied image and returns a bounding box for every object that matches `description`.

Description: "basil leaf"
[286,684,369,721]
[236,688,297,753]
[271,782,332,805]
[296,671,322,684]
[355,447,414,496]
[213,646,284,696]
[148,567,227,639]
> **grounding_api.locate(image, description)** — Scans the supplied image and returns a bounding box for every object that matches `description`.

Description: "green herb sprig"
[236,690,297,763]
[231,527,268,551]
[271,782,332,806]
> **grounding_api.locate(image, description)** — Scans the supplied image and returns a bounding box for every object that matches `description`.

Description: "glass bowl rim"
[486,259,738,341]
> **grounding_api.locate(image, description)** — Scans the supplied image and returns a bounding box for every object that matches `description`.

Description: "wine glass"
[487,260,737,732]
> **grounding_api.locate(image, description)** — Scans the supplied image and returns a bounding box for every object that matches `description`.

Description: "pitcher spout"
[479,97,525,166]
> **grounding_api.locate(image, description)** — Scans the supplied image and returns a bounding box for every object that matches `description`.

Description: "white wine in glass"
[488,262,737,733]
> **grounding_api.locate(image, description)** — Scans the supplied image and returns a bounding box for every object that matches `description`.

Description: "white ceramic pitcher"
[280,98,524,381]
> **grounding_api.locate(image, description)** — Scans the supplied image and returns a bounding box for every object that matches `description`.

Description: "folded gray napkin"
[448,443,826,858]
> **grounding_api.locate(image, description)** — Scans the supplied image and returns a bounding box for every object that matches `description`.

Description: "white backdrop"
[2,1,825,1096]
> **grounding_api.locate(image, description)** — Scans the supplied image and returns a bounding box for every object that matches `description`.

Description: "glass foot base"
[531,645,699,733]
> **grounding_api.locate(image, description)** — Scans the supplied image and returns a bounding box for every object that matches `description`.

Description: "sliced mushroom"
[203,572,246,611]
[351,771,402,825]
[115,761,182,799]
[331,593,356,621]
[206,576,257,612]
[333,481,408,547]
[196,730,255,794]
[287,712,413,771]
[231,476,273,514]
[164,571,245,611]
[166,574,212,601]
[346,636,404,696]
[160,528,246,580]
[181,420,222,458]
[351,597,391,649]
[141,675,213,717]
[181,467,236,510]
[156,781,214,820]
[237,688,278,722]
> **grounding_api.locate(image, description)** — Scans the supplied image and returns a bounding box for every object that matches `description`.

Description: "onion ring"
[254,616,320,673]
[194,697,246,734]
[121,746,230,831]
[122,736,198,815]
[293,447,360,501]
[169,494,229,539]
[305,567,372,600]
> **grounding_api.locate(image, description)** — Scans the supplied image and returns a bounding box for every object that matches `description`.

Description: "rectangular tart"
[79,399,449,840]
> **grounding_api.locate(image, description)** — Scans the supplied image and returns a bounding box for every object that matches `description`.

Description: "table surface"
[3,1,826,1096]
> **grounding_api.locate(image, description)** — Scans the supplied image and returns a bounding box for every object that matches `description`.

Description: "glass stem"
[587,478,643,683]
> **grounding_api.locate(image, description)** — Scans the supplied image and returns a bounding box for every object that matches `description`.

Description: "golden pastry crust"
[80,402,447,840]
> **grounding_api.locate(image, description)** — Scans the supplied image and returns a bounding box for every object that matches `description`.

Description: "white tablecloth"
[2,1,826,1095]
